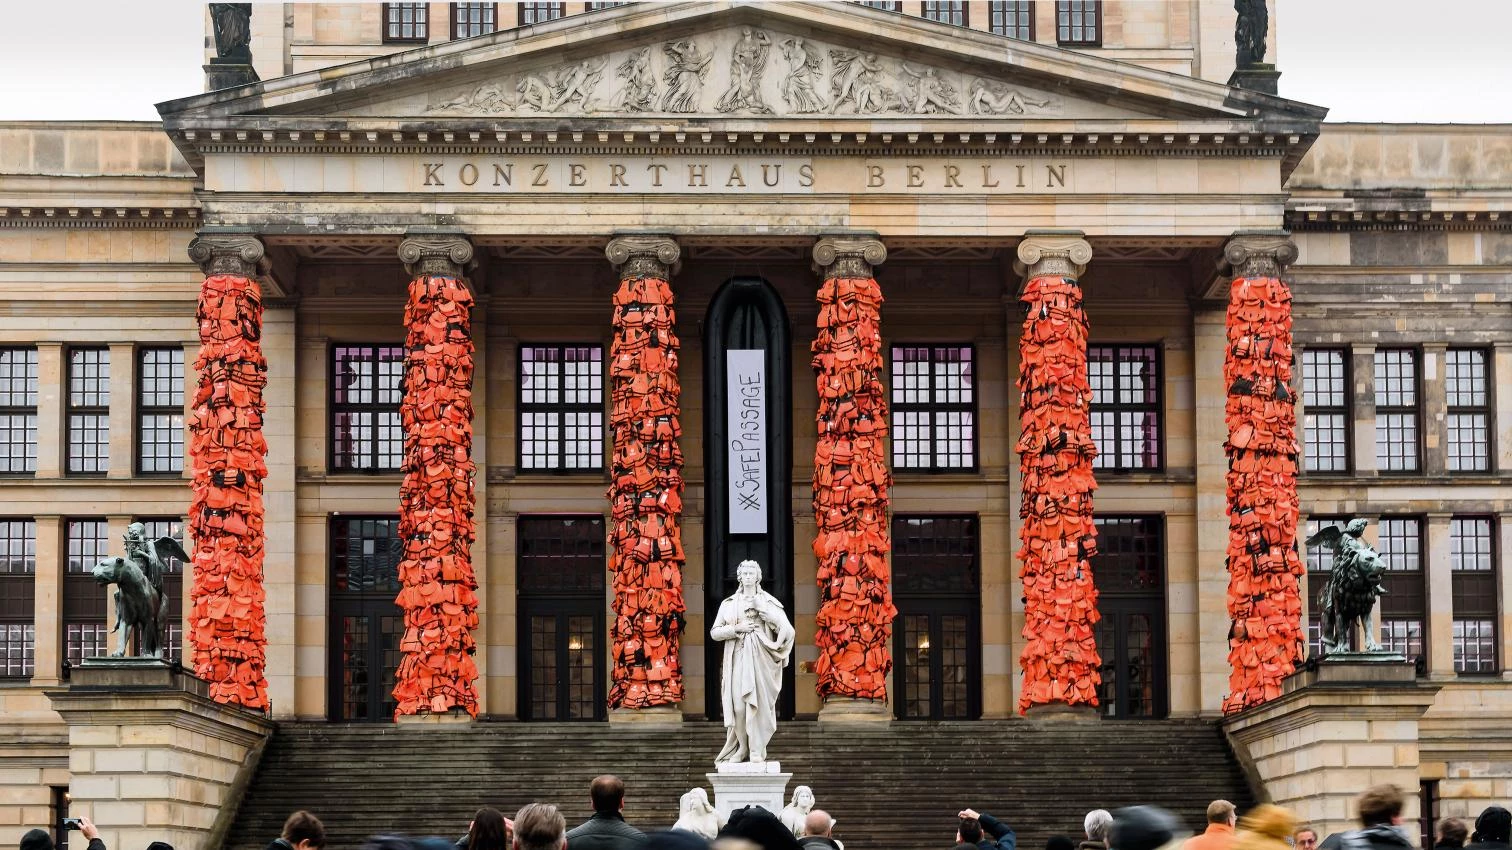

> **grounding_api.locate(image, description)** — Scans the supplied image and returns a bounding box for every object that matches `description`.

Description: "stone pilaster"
[30,516,63,685]
[1495,344,1512,474]
[1499,512,1512,680]
[1422,343,1449,476]
[1425,513,1455,679]
[1350,343,1379,476]
[35,343,63,478]
[107,343,135,479]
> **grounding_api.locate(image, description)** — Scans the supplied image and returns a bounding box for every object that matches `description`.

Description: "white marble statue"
[711,559,795,764]
[672,788,724,839]
[780,785,815,837]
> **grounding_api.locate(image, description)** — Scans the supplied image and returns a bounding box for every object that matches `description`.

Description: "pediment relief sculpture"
[421,26,1066,119]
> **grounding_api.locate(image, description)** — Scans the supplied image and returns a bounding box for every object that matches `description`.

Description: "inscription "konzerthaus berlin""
[412,157,1074,193]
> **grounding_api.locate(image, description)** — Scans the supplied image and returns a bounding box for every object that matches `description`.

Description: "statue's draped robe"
[713,589,794,762]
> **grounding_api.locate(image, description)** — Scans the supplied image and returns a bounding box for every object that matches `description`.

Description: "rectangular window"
[890,345,976,471]
[859,0,903,10]
[331,345,406,472]
[382,3,429,42]
[0,348,38,475]
[1088,345,1161,470]
[1304,517,1347,658]
[67,348,109,475]
[989,0,1035,38]
[1301,348,1349,473]
[922,0,967,26]
[585,0,630,8]
[137,348,184,474]
[451,3,497,38]
[1377,517,1426,664]
[135,517,185,664]
[0,519,36,678]
[1056,0,1101,45]
[1451,517,1497,674]
[519,345,604,472]
[1446,348,1490,472]
[519,2,565,24]
[64,519,109,666]
[1374,348,1419,473]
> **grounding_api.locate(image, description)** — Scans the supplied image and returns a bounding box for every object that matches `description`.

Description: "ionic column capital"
[605,233,681,279]
[1014,230,1092,280]
[1220,230,1298,279]
[812,234,886,279]
[399,232,475,278]
[188,232,265,277]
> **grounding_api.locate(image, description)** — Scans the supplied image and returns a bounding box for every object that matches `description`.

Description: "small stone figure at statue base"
[673,788,725,839]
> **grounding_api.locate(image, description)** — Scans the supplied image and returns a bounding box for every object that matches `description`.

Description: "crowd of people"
[20,778,1512,850]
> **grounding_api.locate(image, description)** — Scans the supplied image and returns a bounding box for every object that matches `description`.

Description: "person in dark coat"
[1110,806,1181,850]
[268,811,326,850]
[1436,818,1468,850]
[797,811,840,850]
[21,818,104,850]
[566,776,645,850]
[719,806,801,850]
[461,808,512,850]
[1047,837,1077,850]
[1339,785,1413,850]
[955,809,1016,850]
[1466,807,1512,850]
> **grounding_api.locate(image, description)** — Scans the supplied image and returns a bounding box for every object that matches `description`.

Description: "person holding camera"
[21,815,105,850]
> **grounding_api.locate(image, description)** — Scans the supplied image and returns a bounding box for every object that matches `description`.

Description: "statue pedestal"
[707,761,792,820]
[1223,656,1435,840]
[817,696,890,725]
[47,659,274,850]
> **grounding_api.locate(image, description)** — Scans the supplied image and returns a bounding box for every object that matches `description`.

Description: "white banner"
[727,349,768,535]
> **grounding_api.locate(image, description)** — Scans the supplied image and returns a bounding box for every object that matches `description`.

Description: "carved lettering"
[943,164,963,188]
[610,163,628,186]
[981,165,1000,188]
[907,165,924,188]
[726,165,746,187]
[458,163,478,186]
[867,165,884,188]
[423,163,445,186]
[569,163,587,187]
[531,163,549,187]
[688,164,708,187]
[647,163,668,187]
[798,163,814,187]
[1046,164,1066,188]
[493,163,513,187]
[762,164,782,187]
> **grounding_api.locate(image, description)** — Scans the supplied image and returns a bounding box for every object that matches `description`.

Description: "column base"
[1024,703,1099,722]
[608,706,684,726]
[817,696,891,725]
[395,711,474,725]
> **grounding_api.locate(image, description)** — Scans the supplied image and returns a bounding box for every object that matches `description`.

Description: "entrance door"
[328,516,403,721]
[517,515,606,721]
[703,277,794,720]
[1092,515,1168,718]
[891,515,982,720]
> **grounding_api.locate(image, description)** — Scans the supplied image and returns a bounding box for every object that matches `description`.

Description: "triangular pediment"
[159,2,1325,128]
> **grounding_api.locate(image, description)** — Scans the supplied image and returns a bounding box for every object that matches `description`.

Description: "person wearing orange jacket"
[1183,802,1238,850]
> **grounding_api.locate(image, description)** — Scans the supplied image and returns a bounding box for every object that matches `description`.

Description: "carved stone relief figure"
[548,58,606,112]
[715,27,774,114]
[662,39,712,113]
[779,37,826,114]
[968,78,1056,115]
[899,64,962,114]
[611,46,657,112]
[432,83,512,114]
[516,73,555,111]
[828,49,897,114]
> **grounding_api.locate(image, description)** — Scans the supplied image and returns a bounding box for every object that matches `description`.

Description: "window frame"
[1087,343,1164,472]
[66,347,110,477]
[136,347,185,476]
[381,2,430,44]
[988,0,1035,39]
[0,518,36,679]
[889,343,980,474]
[1301,348,1352,475]
[63,518,110,667]
[1450,515,1499,675]
[857,0,904,11]
[0,347,39,476]
[584,0,630,8]
[1373,347,1422,474]
[517,343,606,475]
[1055,0,1102,47]
[328,343,407,474]
[450,2,498,39]
[1445,347,1492,473]
[921,0,969,26]
[518,1,566,25]
[1376,515,1427,668]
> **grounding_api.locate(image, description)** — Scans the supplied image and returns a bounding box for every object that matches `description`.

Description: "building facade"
[0,0,1509,841]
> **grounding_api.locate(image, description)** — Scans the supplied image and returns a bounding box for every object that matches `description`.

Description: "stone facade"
[0,2,1507,845]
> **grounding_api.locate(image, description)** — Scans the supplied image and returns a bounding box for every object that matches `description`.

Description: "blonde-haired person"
[1232,805,1297,850]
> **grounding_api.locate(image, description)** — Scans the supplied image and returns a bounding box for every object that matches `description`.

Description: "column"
[1218,231,1304,715]
[30,516,63,685]
[604,234,686,720]
[262,304,297,716]
[392,233,479,720]
[185,232,270,711]
[1422,343,1449,476]
[1013,230,1100,716]
[1425,513,1455,678]
[809,235,894,721]
[1350,344,1378,477]
[35,343,63,478]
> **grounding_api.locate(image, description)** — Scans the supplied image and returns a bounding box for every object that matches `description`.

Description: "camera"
[62,819,83,831]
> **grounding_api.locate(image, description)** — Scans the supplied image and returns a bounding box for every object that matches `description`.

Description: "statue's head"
[681,788,712,816]
[1346,518,1369,536]
[792,786,814,809]
[124,522,146,547]
[736,559,762,590]
[90,556,122,585]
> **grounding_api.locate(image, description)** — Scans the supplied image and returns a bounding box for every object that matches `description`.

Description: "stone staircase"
[225,720,1254,850]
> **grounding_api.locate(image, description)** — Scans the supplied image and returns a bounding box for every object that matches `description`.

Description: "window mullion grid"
[1450,516,1498,673]
[1374,348,1421,474]
[1302,348,1349,474]
[0,348,38,475]
[1446,348,1490,473]
[66,348,109,476]
[137,348,185,475]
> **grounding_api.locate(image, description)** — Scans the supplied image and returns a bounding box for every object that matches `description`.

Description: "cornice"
[0,206,198,229]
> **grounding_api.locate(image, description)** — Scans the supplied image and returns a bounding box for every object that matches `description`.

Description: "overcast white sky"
[0,0,1509,123]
